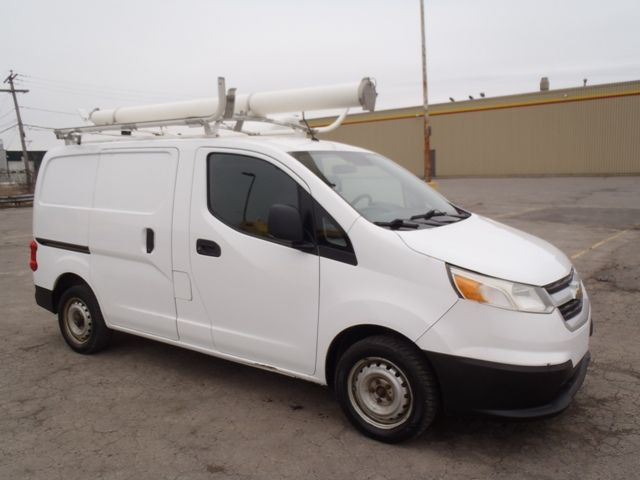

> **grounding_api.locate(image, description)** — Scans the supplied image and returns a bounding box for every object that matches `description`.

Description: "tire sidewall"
[335,337,435,443]
[57,285,108,354]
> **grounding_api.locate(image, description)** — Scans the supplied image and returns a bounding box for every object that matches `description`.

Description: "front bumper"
[425,350,590,417]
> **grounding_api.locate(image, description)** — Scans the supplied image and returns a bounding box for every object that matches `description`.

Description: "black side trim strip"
[36,238,90,254]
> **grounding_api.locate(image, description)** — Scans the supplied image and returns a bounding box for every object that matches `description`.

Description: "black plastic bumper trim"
[35,237,90,254]
[424,350,591,418]
[35,286,55,313]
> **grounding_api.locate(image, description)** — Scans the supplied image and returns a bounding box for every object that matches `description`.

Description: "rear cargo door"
[89,148,179,339]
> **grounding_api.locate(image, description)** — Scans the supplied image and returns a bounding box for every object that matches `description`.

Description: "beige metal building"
[315,80,640,177]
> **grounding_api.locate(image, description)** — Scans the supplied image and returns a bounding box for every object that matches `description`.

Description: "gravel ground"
[1,176,639,480]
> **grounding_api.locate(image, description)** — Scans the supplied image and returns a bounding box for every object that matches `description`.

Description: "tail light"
[30,240,38,271]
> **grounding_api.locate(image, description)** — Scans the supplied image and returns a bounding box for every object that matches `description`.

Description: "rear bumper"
[425,350,590,418]
[35,286,55,313]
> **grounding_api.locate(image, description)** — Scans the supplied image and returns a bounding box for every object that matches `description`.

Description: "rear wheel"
[58,285,111,354]
[335,335,439,443]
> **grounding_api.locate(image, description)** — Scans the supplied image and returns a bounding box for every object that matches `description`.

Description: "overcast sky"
[1,0,639,150]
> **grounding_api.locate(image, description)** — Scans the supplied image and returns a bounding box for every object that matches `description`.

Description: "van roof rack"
[54,77,377,145]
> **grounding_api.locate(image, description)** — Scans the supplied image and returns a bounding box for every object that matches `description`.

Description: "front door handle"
[196,239,221,257]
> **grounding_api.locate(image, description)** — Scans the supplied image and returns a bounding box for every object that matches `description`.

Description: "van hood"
[396,214,572,286]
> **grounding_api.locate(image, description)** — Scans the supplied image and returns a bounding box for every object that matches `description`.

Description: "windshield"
[290,150,465,227]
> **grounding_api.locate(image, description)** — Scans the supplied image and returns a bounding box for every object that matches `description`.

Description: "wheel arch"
[51,272,91,313]
[324,324,415,389]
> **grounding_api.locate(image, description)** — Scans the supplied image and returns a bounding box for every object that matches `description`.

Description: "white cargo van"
[32,79,591,442]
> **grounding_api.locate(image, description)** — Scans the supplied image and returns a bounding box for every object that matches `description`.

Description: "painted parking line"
[571,229,630,260]
[493,206,547,219]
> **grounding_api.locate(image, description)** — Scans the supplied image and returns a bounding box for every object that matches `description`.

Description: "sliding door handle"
[196,239,221,257]
[146,228,155,253]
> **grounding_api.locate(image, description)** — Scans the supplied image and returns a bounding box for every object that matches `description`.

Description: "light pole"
[419,0,433,183]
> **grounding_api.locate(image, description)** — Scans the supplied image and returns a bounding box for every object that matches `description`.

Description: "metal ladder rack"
[54,77,353,145]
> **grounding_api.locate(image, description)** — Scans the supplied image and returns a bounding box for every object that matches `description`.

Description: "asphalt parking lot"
[1,176,639,480]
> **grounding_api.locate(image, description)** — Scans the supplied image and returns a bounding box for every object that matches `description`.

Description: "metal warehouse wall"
[316,80,640,177]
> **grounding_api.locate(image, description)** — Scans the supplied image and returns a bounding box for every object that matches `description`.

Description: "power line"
[0,113,17,128]
[19,72,201,99]
[0,118,17,130]
[0,109,15,120]
[16,77,157,103]
[17,76,201,105]
[21,106,77,116]
[17,78,157,103]
[0,124,17,134]
[24,124,58,130]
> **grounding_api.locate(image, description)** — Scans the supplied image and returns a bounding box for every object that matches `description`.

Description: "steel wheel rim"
[64,298,93,344]
[347,356,413,429]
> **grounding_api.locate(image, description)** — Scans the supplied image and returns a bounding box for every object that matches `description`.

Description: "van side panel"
[89,148,179,339]
[32,151,98,294]
[35,153,99,248]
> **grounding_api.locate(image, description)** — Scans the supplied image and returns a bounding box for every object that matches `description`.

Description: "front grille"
[558,298,583,320]
[544,270,574,294]
[545,269,586,323]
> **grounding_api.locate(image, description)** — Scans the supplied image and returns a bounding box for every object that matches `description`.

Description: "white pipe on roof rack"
[89,78,376,126]
[90,98,219,126]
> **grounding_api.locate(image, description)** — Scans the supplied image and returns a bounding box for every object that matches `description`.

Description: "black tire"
[335,335,439,443]
[57,284,112,354]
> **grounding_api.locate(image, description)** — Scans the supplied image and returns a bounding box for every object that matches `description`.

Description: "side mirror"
[268,204,304,243]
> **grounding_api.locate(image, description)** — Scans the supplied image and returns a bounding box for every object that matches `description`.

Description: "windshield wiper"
[410,209,468,221]
[374,219,420,230]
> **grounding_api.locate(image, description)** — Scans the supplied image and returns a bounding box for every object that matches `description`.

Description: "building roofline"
[310,79,640,127]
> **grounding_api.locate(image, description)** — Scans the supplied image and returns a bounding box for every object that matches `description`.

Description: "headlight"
[447,265,554,313]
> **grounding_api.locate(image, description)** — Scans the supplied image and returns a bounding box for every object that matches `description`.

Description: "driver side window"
[207,152,357,265]
[207,153,311,242]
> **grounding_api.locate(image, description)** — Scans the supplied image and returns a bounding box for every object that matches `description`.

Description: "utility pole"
[1,70,32,189]
[419,0,433,184]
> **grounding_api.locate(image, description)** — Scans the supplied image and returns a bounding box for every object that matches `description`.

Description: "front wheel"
[335,335,439,443]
